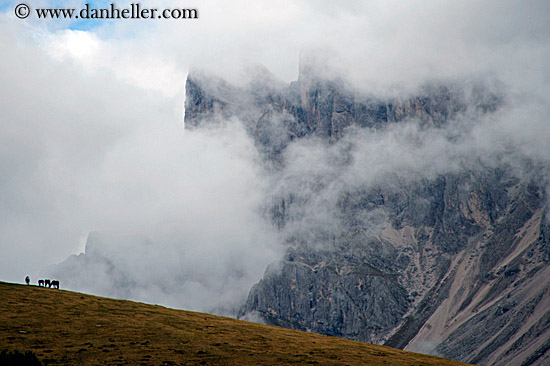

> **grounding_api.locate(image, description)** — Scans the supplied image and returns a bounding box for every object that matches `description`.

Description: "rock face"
[184,61,550,366]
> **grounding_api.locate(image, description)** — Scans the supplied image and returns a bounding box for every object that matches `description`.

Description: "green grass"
[0,281,473,365]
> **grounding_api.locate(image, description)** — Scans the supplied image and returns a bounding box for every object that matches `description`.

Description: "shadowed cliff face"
[184,62,550,366]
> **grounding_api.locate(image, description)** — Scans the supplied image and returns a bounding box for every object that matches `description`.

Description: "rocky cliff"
[184,62,550,366]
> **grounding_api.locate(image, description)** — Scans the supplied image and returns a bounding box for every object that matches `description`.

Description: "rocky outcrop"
[185,64,501,162]
[245,251,410,343]
[184,60,549,366]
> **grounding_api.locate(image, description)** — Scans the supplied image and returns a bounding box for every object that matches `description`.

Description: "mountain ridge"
[184,63,550,366]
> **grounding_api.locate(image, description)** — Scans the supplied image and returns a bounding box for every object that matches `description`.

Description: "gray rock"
[184,58,547,366]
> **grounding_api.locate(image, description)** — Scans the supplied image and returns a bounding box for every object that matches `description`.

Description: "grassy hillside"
[0,282,473,365]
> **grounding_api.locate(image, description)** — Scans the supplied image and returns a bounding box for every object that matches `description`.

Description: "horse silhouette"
[25,276,30,285]
[38,280,44,287]
[51,280,59,289]
[44,279,51,288]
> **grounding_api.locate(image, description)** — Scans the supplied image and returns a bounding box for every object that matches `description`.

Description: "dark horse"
[51,280,59,289]
[25,276,30,285]
[38,280,44,287]
[44,279,51,288]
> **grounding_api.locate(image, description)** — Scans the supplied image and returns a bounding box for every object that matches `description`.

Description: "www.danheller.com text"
[26,3,199,20]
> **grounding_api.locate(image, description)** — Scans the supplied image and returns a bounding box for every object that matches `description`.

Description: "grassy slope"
[0,282,473,366]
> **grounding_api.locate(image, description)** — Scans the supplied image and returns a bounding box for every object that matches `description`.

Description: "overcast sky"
[1,0,549,310]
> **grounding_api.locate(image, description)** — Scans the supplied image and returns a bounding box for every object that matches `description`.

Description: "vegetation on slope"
[0,281,472,365]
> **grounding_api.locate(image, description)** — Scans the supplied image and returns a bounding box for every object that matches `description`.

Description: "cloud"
[1,0,549,314]
[0,15,281,314]
[266,79,550,251]
[8,0,548,95]
[43,120,283,313]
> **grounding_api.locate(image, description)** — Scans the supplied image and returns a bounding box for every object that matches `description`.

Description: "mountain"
[184,60,550,366]
[0,281,472,366]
